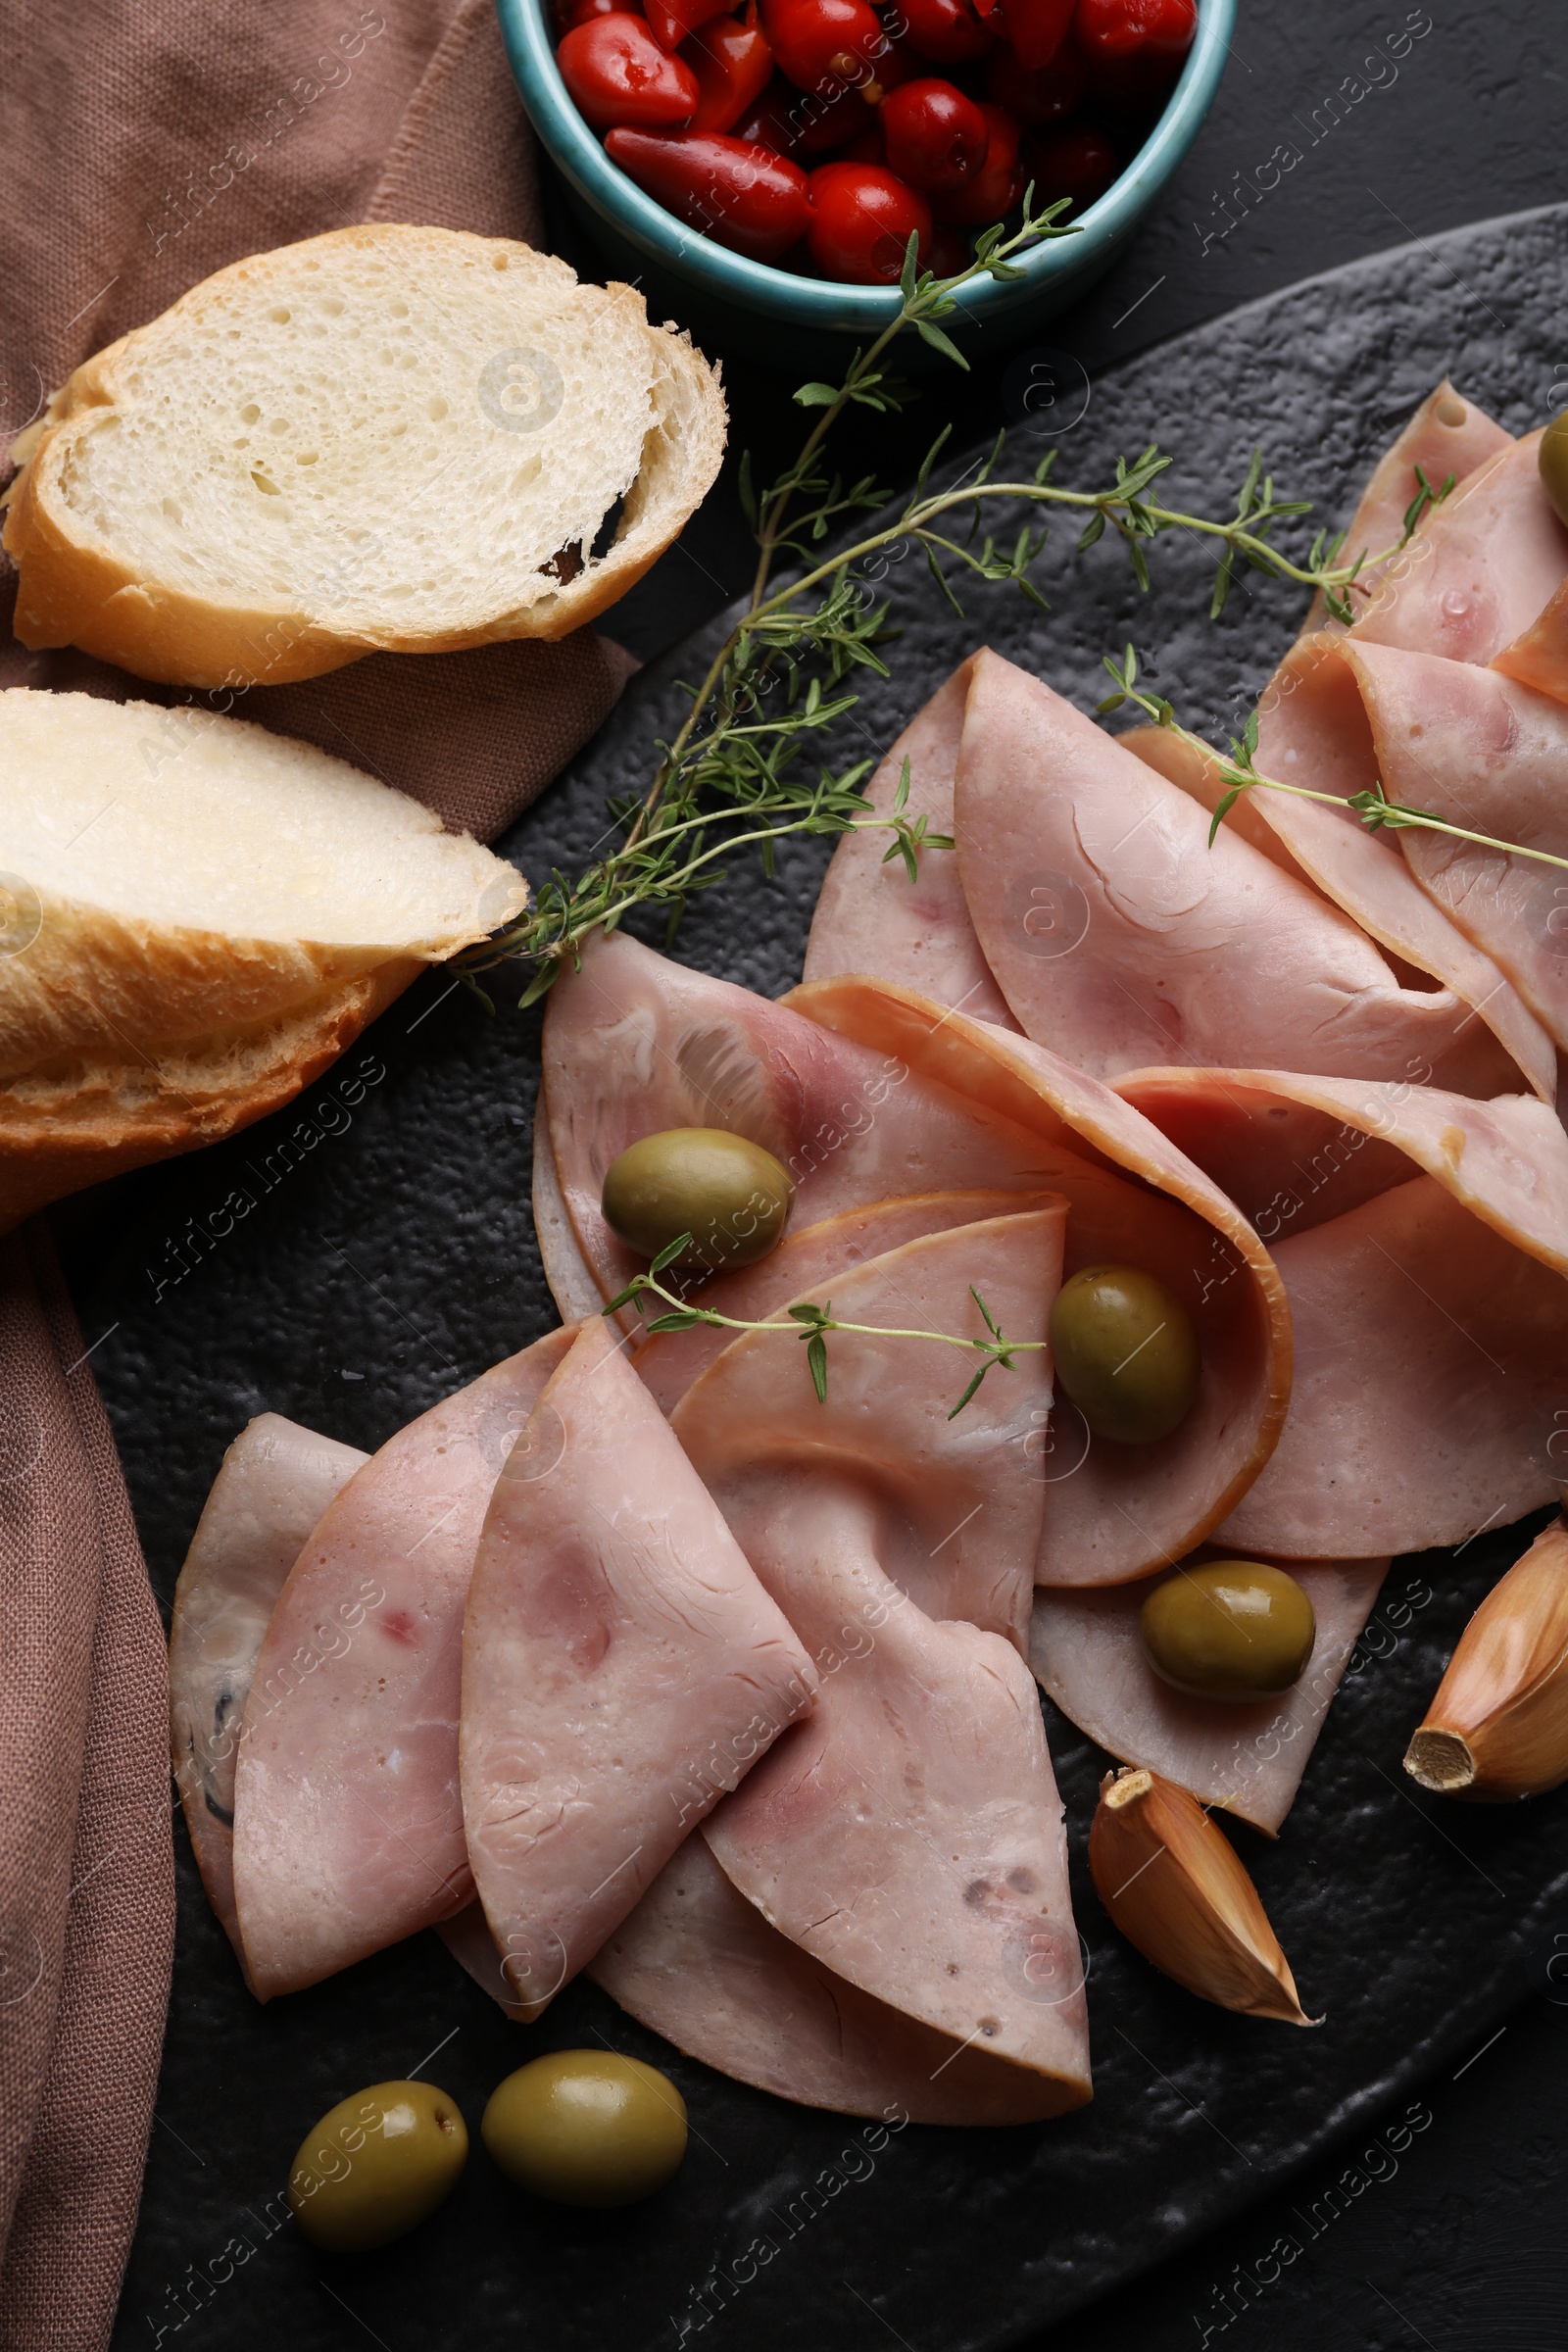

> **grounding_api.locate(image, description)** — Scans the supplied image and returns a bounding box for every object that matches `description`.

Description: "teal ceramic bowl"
[495,0,1235,367]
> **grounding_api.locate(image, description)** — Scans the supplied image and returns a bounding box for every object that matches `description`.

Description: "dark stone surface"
[52,0,1568,2335]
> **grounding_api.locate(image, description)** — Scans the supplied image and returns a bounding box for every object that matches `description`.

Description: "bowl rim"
[495,0,1236,326]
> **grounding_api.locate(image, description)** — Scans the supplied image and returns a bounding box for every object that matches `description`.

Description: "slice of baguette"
[0,687,526,1231]
[2,224,726,690]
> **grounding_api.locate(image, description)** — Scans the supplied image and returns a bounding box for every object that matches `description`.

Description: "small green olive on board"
[1140,1561,1317,1701]
[288,2080,467,2252]
[1539,410,1568,529]
[482,2050,687,2207]
[1049,1263,1200,1445]
[601,1128,794,1271]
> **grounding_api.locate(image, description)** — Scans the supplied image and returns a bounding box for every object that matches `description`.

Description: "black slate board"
[78,202,1568,2352]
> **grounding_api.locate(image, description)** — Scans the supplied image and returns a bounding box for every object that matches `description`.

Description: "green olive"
[601,1127,793,1271]
[1049,1263,1200,1445]
[1140,1560,1316,1701]
[481,2049,687,2207]
[288,2080,467,2252]
[1540,410,1568,529]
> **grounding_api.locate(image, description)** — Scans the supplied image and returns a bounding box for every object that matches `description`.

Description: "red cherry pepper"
[896,0,995,65]
[559,14,700,126]
[760,0,889,96]
[807,160,932,283]
[880,77,987,194]
[644,0,736,52]
[735,70,875,151]
[987,31,1084,121]
[1029,122,1114,212]
[1027,119,1116,209]
[1074,0,1195,107]
[606,126,812,259]
[995,0,1073,70]
[932,99,1024,222]
[683,3,774,130]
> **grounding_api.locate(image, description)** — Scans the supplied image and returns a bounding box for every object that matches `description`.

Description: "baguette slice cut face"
[0,686,525,1229]
[3,225,726,687]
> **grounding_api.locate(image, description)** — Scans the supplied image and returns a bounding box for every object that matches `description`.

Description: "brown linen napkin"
[0,0,637,2336]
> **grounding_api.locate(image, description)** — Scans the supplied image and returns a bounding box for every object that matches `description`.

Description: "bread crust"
[2,225,727,690]
[0,960,419,1236]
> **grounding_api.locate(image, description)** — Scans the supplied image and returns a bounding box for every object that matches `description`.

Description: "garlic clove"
[1088,1766,1318,2026]
[1404,1515,1568,1802]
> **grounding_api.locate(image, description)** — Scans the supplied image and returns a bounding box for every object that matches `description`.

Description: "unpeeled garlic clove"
[1404,1515,1568,1802]
[1088,1766,1318,2026]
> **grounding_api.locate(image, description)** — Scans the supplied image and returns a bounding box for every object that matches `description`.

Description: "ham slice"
[1248,634,1556,1101]
[540,929,1062,1317]
[787,975,1292,1582]
[676,1472,1090,2113]
[1251,637,1568,1053]
[634,1188,1047,1414]
[1116,1066,1568,1557]
[954,647,1537,1097]
[671,1211,1062,1642]
[1299,381,1512,637]
[803,658,1019,1026]
[231,1326,575,1999]
[460,1319,817,2019]
[1349,431,1568,674]
[590,1833,1071,2124]
[1029,1552,1388,1835]
[531,1100,605,1323]
[170,1415,367,1972]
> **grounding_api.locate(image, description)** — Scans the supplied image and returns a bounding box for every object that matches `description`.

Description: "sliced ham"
[1116,1068,1568,1265]
[1029,1552,1388,1835]
[590,1833,1071,2124]
[634,1188,1047,1414]
[671,1211,1060,1642]
[954,647,1537,1097]
[1117,1065,1568,1555]
[170,1415,367,1971]
[1299,380,1512,638]
[662,1400,1089,2108]
[1249,634,1557,1101]
[231,1326,576,1999]
[803,658,1018,1026]
[1257,637,1568,1053]
[1349,431,1568,672]
[531,1098,605,1323]
[460,1319,817,2020]
[787,974,1293,1582]
[1221,1172,1568,1555]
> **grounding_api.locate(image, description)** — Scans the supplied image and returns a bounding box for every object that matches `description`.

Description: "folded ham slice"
[590,1833,1071,2124]
[231,1326,575,1999]
[803,658,1019,1027]
[1246,636,1568,1054]
[1029,1552,1388,1835]
[170,1415,368,1972]
[1347,430,1568,696]
[953,647,1539,1097]
[671,1211,1060,1642]
[788,975,1292,1583]
[1298,381,1511,639]
[665,1444,1090,2108]
[634,1188,1046,1414]
[1245,635,1557,1101]
[1117,1067,1568,1556]
[460,1318,817,2019]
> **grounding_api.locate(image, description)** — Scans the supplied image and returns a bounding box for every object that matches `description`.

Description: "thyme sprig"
[1099,644,1568,876]
[461,197,1461,1006]
[606,1238,1033,1418]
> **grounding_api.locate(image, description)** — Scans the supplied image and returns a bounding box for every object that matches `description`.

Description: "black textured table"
[79,1,1568,2344]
